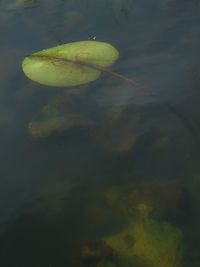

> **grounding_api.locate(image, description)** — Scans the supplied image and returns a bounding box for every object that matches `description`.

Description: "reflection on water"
[1,0,200,266]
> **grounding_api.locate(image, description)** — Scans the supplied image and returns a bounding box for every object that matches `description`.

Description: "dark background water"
[0,0,200,266]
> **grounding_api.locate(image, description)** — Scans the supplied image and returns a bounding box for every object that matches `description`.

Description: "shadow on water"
[1,0,200,266]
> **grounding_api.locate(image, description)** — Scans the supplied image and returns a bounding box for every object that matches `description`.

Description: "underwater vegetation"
[27,89,92,138]
[80,180,184,267]
[28,105,83,138]
[27,87,145,155]
[102,213,183,267]
[81,202,183,267]
[26,81,186,162]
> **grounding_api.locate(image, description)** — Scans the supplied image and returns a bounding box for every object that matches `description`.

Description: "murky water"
[0,0,200,266]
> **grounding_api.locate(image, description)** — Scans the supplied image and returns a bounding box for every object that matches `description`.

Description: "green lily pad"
[22,41,119,87]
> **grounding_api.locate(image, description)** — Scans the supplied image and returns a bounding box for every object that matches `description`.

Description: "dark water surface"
[1,0,200,266]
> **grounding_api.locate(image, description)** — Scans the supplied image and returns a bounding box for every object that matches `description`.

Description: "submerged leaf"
[28,106,82,138]
[22,41,119,87]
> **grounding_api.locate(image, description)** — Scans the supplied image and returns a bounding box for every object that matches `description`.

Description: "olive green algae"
[81,204,183,267]
[81,184,184,267]
[103,214,183,267]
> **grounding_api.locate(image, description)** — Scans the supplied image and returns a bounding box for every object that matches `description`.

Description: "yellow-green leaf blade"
[22,41,119,87]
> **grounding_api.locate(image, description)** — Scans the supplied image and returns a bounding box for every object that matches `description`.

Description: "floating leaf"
[22,41,119,87]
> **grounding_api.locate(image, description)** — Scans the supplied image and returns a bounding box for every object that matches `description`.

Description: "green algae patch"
[80,184,184,267]
[103,217,183,267]
[22,41,119,87]
[100,185,183,267]
[80,203,183,267]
